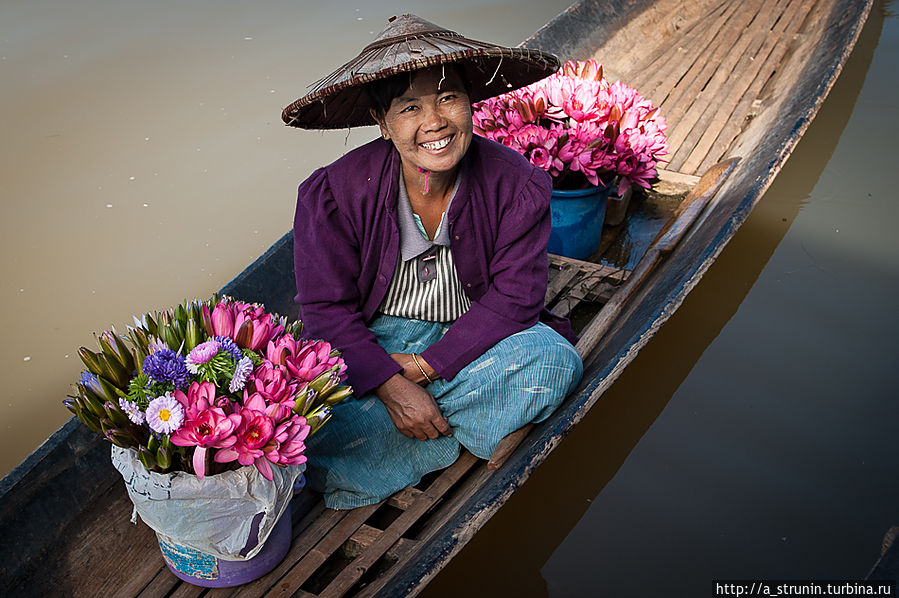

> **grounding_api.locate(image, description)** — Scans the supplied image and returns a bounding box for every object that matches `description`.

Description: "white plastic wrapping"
[111,446,304,560]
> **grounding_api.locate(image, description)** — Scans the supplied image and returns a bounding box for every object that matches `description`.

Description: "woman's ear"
[370,109,390,140]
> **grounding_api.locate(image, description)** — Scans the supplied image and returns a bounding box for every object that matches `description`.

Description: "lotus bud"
[78,347,105,376]
[107,329,135,373]
[305,406,332,436]
[293,387,317,416]
[79,388,109,419]
[192,300,205,323]
[160,325,180,352]
[173,302,188,327]
[104,401,130,428]
[323,386,353,407]
[307,371,337,395]
[128,326,151,355]
[155,445,171,470]
[185,317,202,352]
[132,347,146,376]
[104,431,131,449]
[144,312,159,337]
[65,399,102,433]
[201,303,215,337]
[138,446,157,470]
[234,319,254,349]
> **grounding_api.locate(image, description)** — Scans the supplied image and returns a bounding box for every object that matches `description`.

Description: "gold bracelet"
[411,353,433,384]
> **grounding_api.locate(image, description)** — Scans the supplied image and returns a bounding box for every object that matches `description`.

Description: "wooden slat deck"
[609,0,825,175]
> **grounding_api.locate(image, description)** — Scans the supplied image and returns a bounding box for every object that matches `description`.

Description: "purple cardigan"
[293,136,577,397]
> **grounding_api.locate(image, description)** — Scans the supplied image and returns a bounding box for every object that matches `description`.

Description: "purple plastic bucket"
[157,474,304,588]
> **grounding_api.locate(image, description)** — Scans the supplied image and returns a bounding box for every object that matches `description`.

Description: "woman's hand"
[375,374,452,440]
[390,352,439,385]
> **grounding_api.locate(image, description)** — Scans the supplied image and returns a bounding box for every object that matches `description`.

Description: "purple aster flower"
[229,355,255,393]
[118,398,145,425]
[214,335,243,363]
[143,349,190,389]
[146,394,184,434]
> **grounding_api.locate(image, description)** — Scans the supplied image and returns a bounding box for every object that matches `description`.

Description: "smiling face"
[372,66,473,182]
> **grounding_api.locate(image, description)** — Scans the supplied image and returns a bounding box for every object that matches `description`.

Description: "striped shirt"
[378,174,471,322]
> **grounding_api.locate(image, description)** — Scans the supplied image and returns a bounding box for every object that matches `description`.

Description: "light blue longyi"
[304,315,583,509]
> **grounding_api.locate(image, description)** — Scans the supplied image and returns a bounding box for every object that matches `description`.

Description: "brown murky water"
[0,0,573,475]
[3,0,897,595]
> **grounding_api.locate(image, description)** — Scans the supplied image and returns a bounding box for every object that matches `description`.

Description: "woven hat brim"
[282,39,559,130]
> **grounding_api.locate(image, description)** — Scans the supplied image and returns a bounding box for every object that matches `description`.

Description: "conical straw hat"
[281,14,559,130]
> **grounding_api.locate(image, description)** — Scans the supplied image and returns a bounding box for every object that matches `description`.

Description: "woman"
[282,15,583,509]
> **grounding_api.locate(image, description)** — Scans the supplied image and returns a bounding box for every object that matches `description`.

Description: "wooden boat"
[0,0,873,595]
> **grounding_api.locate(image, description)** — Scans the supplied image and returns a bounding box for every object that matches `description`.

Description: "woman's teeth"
[421,137,451,150]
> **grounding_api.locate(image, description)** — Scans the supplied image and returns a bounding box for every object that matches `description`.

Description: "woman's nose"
[422,103,447,131]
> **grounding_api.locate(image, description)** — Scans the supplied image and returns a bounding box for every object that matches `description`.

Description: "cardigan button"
[454,235,460,241]
[466,283,472,288]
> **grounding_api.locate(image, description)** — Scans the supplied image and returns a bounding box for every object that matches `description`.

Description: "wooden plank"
[353,537,420,598]
[487,424,534,471]
[546,256,631,316]
[548,255,629,283]
[387,487,424,511]
[343,524,384,559]
[135,568,180,598]
[262,504,381,597]
[57,482,163,598]
[627,1,737,101]
[662,0,775,155]
[317,453,480,598]
[343,525,421,563]
[674,0,812,173]
[697,0,820,172]
[226,503,343,598]
[169,582,206,598]
[659,0,773,125]
[545,261,579,304]
[550,276,599,317]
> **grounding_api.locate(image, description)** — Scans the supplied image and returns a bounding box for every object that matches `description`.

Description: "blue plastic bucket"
[547,185,611,260]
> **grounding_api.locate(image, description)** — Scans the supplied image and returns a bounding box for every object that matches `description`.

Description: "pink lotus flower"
[284,340,347,384]
[170,407,241,478]
[263,416,311,467]
[203,303,235,338]
[202,300,284,352]
[174,381,217,414]
[247,361,298,406]
[169,381,241,478]
[214,395,276,480]
[472,59,668,191]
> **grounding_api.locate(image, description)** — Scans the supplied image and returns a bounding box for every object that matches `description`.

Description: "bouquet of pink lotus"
[65,296,352,482]
[472,59,669,194]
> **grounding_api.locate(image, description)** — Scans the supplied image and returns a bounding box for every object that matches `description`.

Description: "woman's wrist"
[411,353,434,384]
